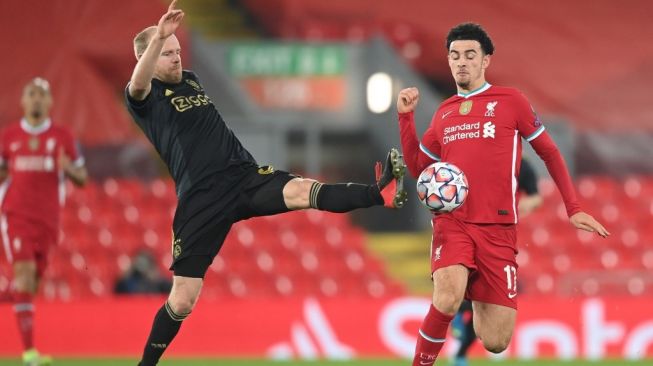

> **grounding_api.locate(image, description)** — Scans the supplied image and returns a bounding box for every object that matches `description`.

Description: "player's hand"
[157,0,185,40]
[397,87,420,113]
[58,147,71,172]
[570,211,610,238]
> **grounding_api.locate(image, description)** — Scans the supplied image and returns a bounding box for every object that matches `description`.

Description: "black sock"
[140,301,189,366]
[456,317,477,357]
[309,182,383,212]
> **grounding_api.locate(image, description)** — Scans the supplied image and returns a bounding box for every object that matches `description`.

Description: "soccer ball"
[416,162,469,213]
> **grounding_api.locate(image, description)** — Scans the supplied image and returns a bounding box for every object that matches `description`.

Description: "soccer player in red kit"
[396,23,609,365]
[0,77,87,365]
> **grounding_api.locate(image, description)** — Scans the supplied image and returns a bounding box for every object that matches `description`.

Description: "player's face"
[21,83,52,120]
[448,40,490,91]
[155,35,182,84]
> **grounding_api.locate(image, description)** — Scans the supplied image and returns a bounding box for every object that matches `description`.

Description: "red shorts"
[431,215,518,309]
[1,213,57,277]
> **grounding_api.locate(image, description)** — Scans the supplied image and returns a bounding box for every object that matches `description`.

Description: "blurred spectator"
[114,250,171,295]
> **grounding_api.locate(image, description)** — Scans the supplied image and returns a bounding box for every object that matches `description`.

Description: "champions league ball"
[416,162,469,213]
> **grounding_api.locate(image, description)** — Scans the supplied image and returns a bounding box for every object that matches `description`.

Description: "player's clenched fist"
[397,87,420,113]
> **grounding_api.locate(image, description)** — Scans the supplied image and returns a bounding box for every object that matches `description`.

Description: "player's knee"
[12,271,37,293]
[432,292,463,315]
[283,178,316,209]
[167,296,196,315]
[481,336,510,354]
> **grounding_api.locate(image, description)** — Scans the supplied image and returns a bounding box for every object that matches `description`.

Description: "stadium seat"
[48,176,651,299]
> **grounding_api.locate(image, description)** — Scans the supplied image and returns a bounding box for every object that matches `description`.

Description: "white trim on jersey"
[1,215,13,263]
[526,125,546,142]
[511,130,519,224]
[20,118,52,135]
[0,178,12,263]
[457,82,492,99]
[0,178,10,209]
[419,143,441,161]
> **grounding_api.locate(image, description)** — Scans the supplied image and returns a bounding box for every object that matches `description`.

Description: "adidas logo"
[268,298,353,359]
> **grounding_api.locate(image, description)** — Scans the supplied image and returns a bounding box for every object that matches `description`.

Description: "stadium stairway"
[367,232,433,295]
[181,0,261,40]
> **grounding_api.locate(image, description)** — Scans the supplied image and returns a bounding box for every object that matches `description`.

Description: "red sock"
[413,305,453,366]
[13,292,34,350]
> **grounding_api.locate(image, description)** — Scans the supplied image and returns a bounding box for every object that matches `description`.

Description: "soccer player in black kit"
[126,2,407,365]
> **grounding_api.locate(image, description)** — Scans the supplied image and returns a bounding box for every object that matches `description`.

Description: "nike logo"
[508,292,517,299]
[442,110,454,119]
[420,361,433,365]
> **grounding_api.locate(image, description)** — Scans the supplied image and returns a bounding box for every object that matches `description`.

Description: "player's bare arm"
[58,148,87,186]
[128,0,184,100]
[397,87,420,113]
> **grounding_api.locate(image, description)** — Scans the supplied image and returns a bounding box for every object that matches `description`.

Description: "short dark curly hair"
[446,23,494,55]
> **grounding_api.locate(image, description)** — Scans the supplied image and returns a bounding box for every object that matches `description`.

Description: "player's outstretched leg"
[375,147,408,208]
[297,147,407,212]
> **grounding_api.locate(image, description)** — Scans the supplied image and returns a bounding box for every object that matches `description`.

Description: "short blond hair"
[24,77,51,94]
[133,26,157,59]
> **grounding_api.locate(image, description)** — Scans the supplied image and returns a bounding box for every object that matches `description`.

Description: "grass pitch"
[0,358,650,366]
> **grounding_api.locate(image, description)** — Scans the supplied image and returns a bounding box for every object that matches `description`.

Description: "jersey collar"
[457,82,492,99]
[20,118,52,135]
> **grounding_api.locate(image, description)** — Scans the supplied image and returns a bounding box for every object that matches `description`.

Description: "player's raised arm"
[129,0,184,100]
[398,87,420,114]
[396,87,440,178]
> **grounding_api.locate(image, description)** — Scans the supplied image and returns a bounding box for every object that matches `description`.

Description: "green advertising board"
[228,44,346,77]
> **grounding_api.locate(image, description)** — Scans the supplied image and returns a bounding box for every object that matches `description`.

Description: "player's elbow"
[128,83,149,101]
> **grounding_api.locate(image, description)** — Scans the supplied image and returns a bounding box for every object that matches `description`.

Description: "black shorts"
[171,165,297,278]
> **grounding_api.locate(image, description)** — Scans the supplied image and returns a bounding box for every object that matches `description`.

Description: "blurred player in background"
[450,158,542,366]
[395,22,609,366]
[125,2,406,364]
[0,77,87,365]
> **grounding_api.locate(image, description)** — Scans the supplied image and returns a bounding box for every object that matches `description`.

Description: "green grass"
[0,359,651,366]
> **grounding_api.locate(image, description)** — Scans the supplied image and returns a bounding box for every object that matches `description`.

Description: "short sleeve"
[125,83,154,118]
[419,113,442,161]
[514,91,545,142]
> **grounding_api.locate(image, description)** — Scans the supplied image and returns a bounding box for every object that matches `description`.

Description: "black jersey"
[125,70,256,197]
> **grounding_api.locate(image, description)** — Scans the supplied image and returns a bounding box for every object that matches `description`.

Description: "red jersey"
[0,119,83,231]
[399,83,581,224]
